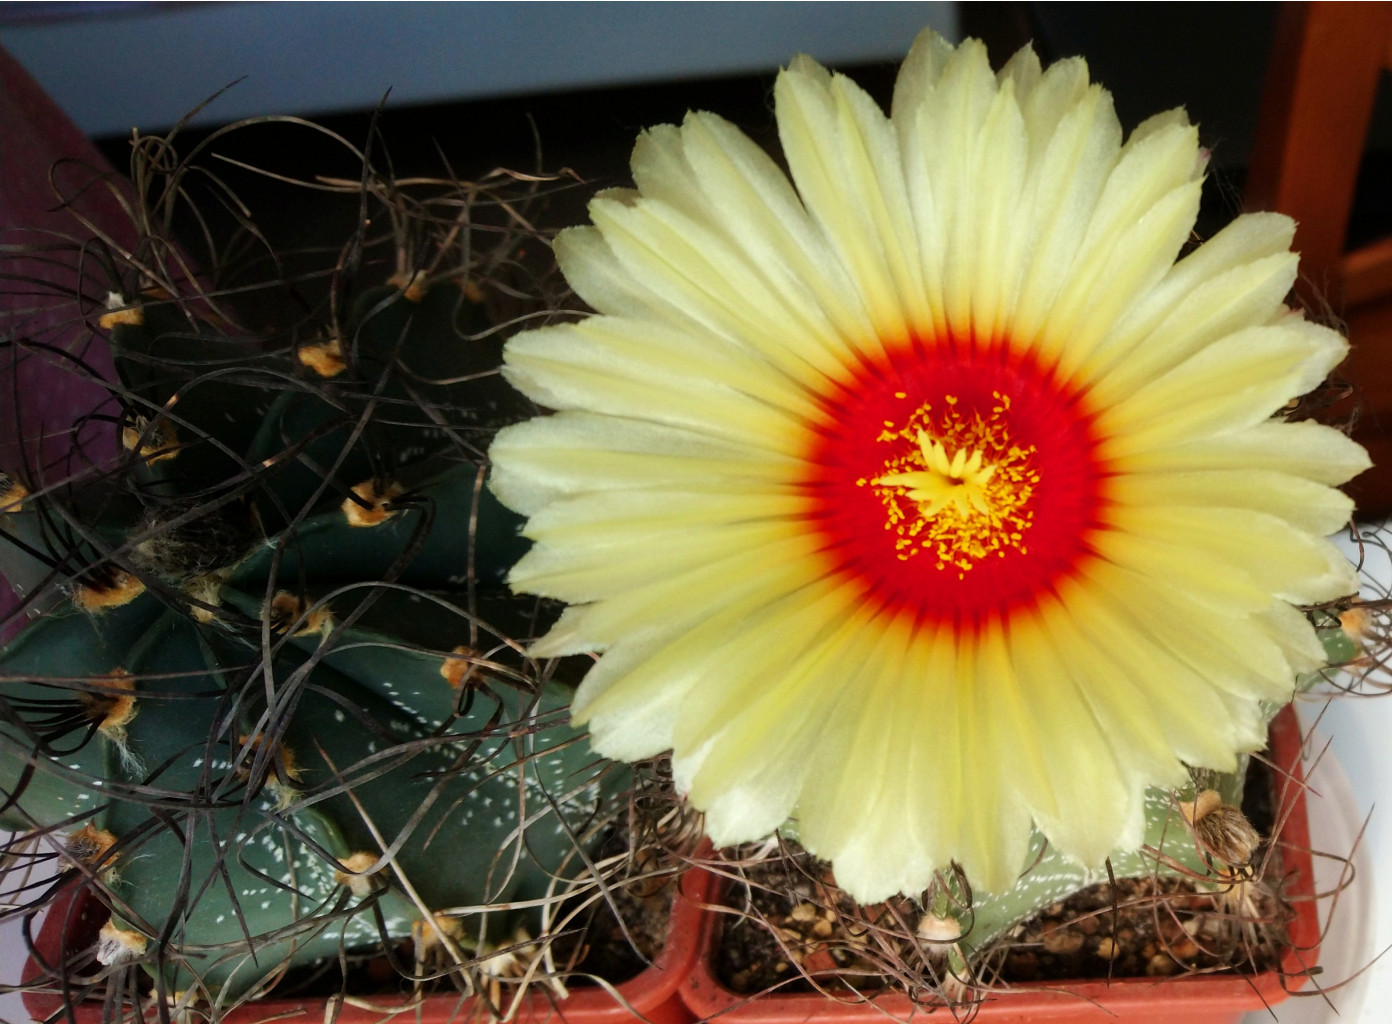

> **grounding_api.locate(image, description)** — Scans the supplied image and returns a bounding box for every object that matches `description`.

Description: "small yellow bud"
[1340,602,1376,647]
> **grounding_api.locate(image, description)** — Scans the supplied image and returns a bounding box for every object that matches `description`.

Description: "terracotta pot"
[22,866,711,1024]
[682,704,1319,1024]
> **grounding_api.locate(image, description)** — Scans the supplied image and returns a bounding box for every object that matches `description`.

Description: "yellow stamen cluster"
[865,393,1038,577]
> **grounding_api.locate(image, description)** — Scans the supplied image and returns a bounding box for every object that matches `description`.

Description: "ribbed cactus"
[0,178,626,1008]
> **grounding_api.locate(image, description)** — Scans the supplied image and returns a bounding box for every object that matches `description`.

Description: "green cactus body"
[1,267,621,1004]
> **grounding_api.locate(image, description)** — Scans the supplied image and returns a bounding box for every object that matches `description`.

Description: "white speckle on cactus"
[334,710,345,723]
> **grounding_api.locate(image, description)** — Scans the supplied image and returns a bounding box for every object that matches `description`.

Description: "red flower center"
[799,338,1109,624]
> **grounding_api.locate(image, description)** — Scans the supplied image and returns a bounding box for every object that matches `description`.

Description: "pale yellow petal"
[1009,85,1122,346]
[680,586,879,843]
[1110,468,1354,536]
[1097,321,1347,456]
[796,615,969,900]
[642,113,879,349]
[777,58,922,342]
[572,566,819,754]
[1102,505,1357,606]
[553,224,668,321]
[1037,119,1205,369]
[957,625,1034,892]
[1003,613,1139,866]
[1085,251,1299,401]
[1121,418,1370,486]
[511,516,804,604]
[535,531,819,656]
[1052,572,1247,769]
[587,192,849,382]
[1048,180,1202,381]
[489,412,788,516]
[1033,590,1189,787]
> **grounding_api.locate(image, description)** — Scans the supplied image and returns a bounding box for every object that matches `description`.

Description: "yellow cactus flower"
[488,31,1367,902]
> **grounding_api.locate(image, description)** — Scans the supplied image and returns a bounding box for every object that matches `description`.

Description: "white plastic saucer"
[1241,532,1392,1022]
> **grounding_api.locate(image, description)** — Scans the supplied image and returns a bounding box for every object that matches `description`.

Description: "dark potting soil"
[717,851,1287,998]
[549,868,675,984]
[717,765,1291,1007]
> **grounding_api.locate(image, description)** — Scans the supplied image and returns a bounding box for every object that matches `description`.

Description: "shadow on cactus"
[0,115,653,1015]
